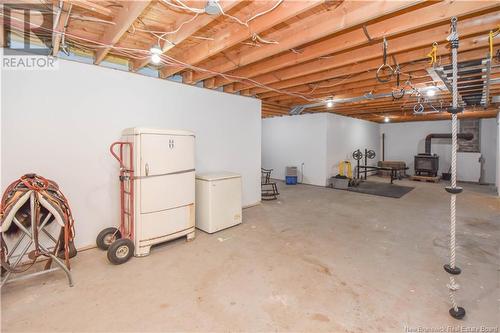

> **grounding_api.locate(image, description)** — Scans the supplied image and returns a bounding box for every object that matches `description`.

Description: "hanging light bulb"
[151,53,161,64]
[384,116,390,123]
[426,87,437,97]
[150,45,162,65]
[326,98,334,108]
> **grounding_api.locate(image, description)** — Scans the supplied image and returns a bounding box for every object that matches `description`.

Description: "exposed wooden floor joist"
[3,0,499,122]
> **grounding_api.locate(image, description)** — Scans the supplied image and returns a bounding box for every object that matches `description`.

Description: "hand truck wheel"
[107,239,134,265]
[96,227,122,250]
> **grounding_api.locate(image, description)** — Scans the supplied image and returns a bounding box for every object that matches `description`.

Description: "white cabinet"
[122,128,196,256]
[195,172,242,234]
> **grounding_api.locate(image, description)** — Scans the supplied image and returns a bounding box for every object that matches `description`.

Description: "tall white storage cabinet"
[195,172,242,233]
[122,128,196,256]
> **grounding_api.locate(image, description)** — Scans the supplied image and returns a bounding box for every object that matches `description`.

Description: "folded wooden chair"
[261,168,279,201]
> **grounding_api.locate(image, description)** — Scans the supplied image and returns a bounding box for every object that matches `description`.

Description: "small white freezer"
[195,172,242,233]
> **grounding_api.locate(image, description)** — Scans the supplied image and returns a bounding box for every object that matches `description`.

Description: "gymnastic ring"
[391,88,405,100]
[376,64,394,83]
[413,103,425,114]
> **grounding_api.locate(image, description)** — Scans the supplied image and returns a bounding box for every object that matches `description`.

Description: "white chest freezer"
[122,127,196,256]
[195,172,242,233]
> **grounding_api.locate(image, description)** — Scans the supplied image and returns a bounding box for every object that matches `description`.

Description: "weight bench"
[356,165,409,184]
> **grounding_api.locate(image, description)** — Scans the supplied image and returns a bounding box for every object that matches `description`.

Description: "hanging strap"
[489,26,500,60]
[426,42,438,65]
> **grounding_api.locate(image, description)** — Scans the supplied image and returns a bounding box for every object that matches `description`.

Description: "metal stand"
[1,192,73,287]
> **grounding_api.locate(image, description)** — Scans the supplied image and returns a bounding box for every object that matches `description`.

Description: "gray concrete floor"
[2,178,499,332]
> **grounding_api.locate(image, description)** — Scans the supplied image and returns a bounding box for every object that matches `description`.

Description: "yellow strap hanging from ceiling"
[426,42,438,65]
[489,26,500,60]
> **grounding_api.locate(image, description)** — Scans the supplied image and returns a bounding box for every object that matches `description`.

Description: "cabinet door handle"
[145,163,149,176]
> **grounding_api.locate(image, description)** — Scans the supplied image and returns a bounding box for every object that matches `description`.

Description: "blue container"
[285,176,298,185]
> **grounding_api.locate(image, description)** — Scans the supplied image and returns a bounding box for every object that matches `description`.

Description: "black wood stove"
[414,133,474,177]
[415,154,439,177]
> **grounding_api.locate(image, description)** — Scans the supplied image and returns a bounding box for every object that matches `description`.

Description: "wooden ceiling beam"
[52,1,72,56]
[94,1,152,64]
[247,38,495,100]
[204,77,216,89]
[223,84,235,93]
[257,66,430,100]
[130,0,241,72]
[301,92,496,112]
[236,13,499,94]
[263,73,431,104]
[159,0,324,79]
[193,0,430,82]
[66,0,113,17]
[240,89,252,97]
[182,70,194,84]
[361,109,499,123]
[261,47,492,106]
[210,1,500,88]
[305,89,499,115]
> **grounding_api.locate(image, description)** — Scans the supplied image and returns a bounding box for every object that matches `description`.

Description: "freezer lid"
[122,127,195,137]
[196,172,241,181]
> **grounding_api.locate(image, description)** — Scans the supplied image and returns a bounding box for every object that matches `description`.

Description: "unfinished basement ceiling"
[2,0,499,122]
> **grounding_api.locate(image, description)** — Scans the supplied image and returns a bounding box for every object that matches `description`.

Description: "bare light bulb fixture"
[326,98,334,108]
[150,45,162,65]
[384,116,390,123]
[426,87,436,97]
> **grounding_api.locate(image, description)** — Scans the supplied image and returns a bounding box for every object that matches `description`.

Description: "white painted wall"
[1,59,261,248]
[326,113,380,180]
[496,114,500,195]
[262,113,328,186]
[381,119,497,184]
[480,118,498,185]
[381,120,454,176]
[262,113,380,186]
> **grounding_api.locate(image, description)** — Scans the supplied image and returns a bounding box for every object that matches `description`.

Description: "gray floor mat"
[345,181,414,198]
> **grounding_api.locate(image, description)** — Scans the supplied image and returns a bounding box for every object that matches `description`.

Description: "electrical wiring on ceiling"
[252,33,278,45]
[1,2,450,108]
[160,0,205,14]
[215,0,284,46]
[70,14,116,25]
[1,10,320,103]
[217,0,284,28]
[159,0,283,47]
[133,12,199,42]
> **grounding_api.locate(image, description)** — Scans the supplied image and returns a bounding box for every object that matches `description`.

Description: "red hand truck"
[96,142,136,264]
